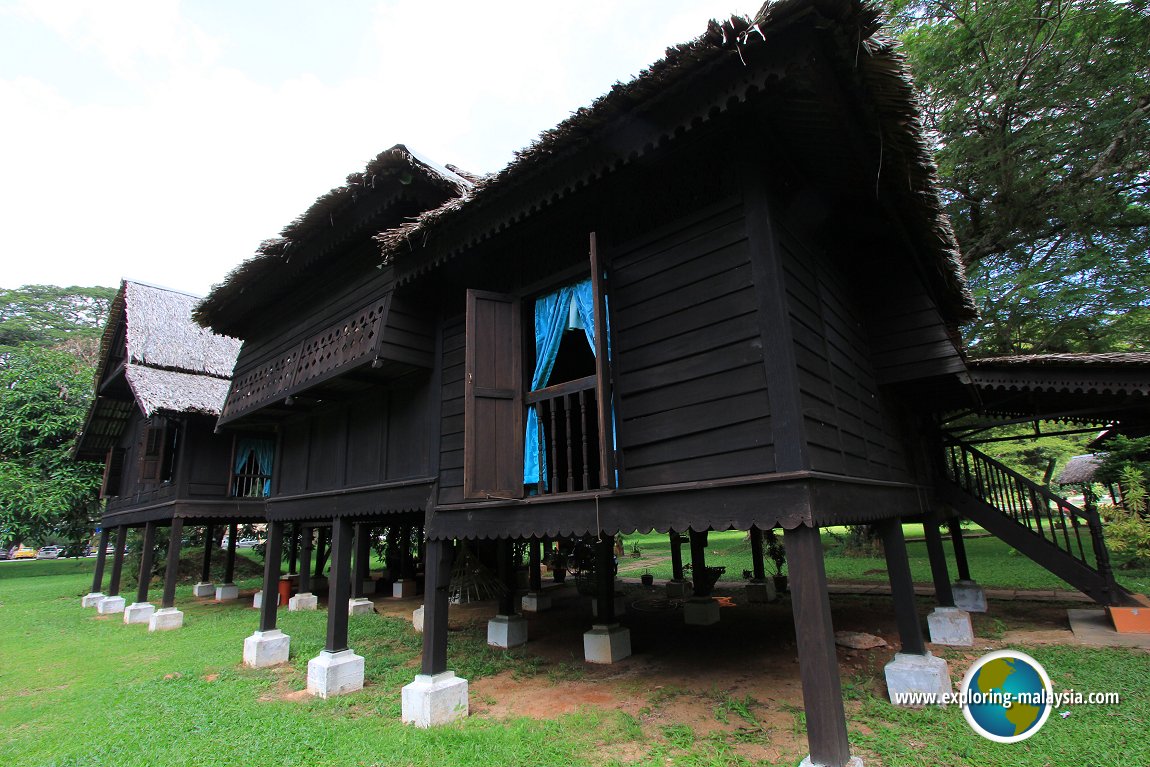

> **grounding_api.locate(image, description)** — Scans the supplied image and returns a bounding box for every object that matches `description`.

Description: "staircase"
[937,439,1137,606]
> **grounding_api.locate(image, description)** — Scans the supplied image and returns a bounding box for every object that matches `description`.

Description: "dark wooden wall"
[437,316,466,504]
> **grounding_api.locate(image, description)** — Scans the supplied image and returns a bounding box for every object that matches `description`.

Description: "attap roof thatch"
[373,0,974,322]
[1057,454,1103,485]
[195,144,473,333]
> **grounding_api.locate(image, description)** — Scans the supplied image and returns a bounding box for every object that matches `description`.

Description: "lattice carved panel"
[291,298,389,389]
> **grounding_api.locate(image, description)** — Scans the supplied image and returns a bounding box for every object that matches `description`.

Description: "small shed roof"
[1057,454,1102,485]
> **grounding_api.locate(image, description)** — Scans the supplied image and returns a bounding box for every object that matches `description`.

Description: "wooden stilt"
[160,519,184,609]
[595,535,616,622]
[352,523,368,599]
[299,525,313,593]
[314,527,329,579]
[108,526,128,596]
[259,521,284,632]
[749,526,766,581]
[786,524,853,767]
[325,517,353,653]
[528,538,542,592]
[200,523,214,583]
[688,529,709,595]
[136,521,157,604]
[948,521,972,582]
[91,528,110,593]
[880,519,927,655]
[288,523,299,575]
[922,519,955,606]
[669,530,684,581]
[224,522,238,583]
[421,539,454,675]
[497,539,516,616]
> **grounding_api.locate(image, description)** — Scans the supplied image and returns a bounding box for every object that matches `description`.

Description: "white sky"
[0,0,755,297]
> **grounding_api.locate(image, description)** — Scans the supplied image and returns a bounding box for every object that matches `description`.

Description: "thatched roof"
[970,353,1150,369]
[75,281,242,459]
[1057,454,1102,485]
[373,0,974,322]
[195,145,472,333]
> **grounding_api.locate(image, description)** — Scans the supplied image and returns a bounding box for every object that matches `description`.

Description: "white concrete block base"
[590,593,625,619]
[745,580,777,604]
[952,580,988,613]
[192,582,215,598]
[583,623,632,664]
[684,597,721,626]
[307,649,365,698]
[401,671,469,727]
[799,756,864,767]
[520,592,552,613]
[885,652,952,706]
[927,606,974,646]
[413,605,425,632]
[665,579,691,599]
[215,584,239,601]
[148,607,184,632]
[253,590,281,609]
[243,629,291,668]
[81,592,105,608]
[349,597,375,616]
[123,602,155,625]
[487,614,528,649]
[289,592,318,611]
[97,595,126,615]
[393,579,418,598]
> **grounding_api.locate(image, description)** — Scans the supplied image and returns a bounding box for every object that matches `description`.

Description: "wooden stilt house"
[73,280,268,627]
[194,1,1146,763]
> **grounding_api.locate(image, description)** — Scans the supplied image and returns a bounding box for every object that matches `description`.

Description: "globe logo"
[961,650,1053,743]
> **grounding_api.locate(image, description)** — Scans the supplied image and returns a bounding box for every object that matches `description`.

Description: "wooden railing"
[231,471,271,498]
[942,439,1114,577]
[526,375,601,494]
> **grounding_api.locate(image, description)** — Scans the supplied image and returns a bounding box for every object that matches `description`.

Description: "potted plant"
[640,568,654,587]
[765,528,787,592]
[548,551,569,583]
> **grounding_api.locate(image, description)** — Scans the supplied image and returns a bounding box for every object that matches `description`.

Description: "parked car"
[12,545,37,559]
[36,545,63,559]
[221,537,261,549]
[61,543,91,558]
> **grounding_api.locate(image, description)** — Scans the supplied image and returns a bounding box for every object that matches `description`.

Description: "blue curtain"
[235,437,275,497]
[524,285,575,487]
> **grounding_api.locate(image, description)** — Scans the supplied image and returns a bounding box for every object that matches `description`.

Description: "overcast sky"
[0,0,755,296]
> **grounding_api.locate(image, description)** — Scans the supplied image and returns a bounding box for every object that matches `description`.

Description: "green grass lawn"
[617,527,1150,596]
[2,558,1149,766]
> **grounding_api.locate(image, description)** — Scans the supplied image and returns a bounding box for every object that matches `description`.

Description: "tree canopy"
[0,285,116,364]
[888,0,1150,355]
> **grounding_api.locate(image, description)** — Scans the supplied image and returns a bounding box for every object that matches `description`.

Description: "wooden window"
[138,417,177,484]
[100,447,125,498]
[463,290,524,500]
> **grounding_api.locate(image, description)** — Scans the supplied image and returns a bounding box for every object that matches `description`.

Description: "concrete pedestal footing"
[799,756,864,767]
[952,580,988,613]
[413,605,424,632]
[243,629,291,668]
[885,652,952,705]
[215,583,239,601]
[97,595,126,614]
[192,582,215,598]
[665,579,691,599]
[81,592,105,608]
[348,597,375,615]
[745,580,777,604]
[402,671,469,727]
[583,623,631,664]
[288,592,318,611]
[684,597,721,626]
[252,590,281,609]
[393,579,418,598]
[487,614,528,648]
[148,607,184,632]
[520,592,552,613]
[927,606,974,646]
[590,594,625,619]
[307,649,365,698]
[123,602,155,625]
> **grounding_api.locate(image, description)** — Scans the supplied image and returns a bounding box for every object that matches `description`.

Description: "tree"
[0,346,102,547]
[887,0,1150,355]
[0,285,116,363]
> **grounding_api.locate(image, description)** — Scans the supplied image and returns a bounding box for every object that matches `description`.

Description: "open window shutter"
[464,289,524,499]
[589,233,617,488]
[138,417,167,484]
[101,447,125,498]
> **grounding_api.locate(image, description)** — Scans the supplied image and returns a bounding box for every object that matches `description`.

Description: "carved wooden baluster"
[579,390,590,490]
[537,404,546,492]
[565,393,575,491]
[549,396,559,493]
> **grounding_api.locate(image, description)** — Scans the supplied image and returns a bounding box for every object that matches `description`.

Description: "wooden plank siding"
[777,224,914,482]
[437,315,467,505]
[610,204,775,487]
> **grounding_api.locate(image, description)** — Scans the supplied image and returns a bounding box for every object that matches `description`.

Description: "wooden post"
[922,519,955,607]
[352,523,367,599]
[688,529,709,595]
[108,526,128,596]
[200,523,214,583]
[314,527,329,579]
[299,525,312,593]
[160,519,184,609]
[749,526,766,581]
[880,520,926,656]
[259,521,284,633]
[136,521,157,605]
[786,524,853,767]
[224,522,238,583]
[325,516,353,653]
[669,531,684,581]
[288,523,299,575]
[528,538,542,592]
[400,524,413,579]
[497,539,515,616]
[948,521,972,582]
[596,535,615,623]
[421,539,454,676]
[90,528,110,593]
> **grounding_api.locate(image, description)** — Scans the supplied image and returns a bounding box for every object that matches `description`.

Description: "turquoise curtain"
[235,437,275,497]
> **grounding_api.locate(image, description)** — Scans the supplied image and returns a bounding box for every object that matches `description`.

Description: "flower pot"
[552,568,567,583]
[640,573,654,587]
[772,575,789,593]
